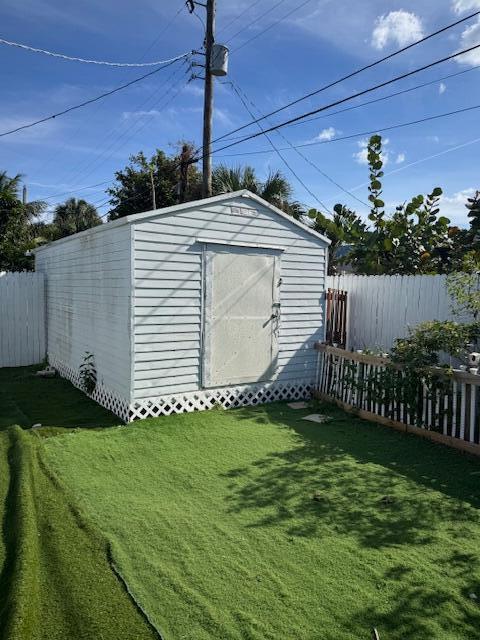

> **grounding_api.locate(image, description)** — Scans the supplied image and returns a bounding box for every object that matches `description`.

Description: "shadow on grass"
[222,402,480,548]
[347,552,480,639]
[223,402,480,638]
[0,366,119,430]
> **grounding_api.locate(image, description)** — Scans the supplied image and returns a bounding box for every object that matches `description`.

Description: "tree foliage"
[212,165,304,218]
[308,204,366,274]
[0,171,46,271]
[51,198,102,239]
[309,135,457,275]
[107,145,202,220]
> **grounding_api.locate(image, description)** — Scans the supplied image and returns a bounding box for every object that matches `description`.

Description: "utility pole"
[202,0,215,198]
[178,144,191,204]
[149,165,156,210]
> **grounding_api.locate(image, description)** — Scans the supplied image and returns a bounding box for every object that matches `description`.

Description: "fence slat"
[326,274,465,352]
[314,344,480,456]
[0,272,46,367]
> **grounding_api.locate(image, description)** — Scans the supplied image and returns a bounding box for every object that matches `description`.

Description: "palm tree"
[212,165,304,218]
[0,171,46,270]
[52,198,102,238]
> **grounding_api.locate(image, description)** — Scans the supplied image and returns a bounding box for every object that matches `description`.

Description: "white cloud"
[353,137,390,166]
[439,82,447,94]
[214,107,233,127]
[440,188,477,226]
[455,19,480,66]
[452,0,480,14]
[395,153,405,164]
[122,109,163,120]
[371,10,424,50]
[316,127,338,142]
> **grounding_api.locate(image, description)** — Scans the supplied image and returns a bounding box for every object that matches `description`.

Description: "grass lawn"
[38,398,480,639]
[0,367,156,640]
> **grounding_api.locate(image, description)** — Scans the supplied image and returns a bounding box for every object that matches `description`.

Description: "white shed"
[35,190,329,421]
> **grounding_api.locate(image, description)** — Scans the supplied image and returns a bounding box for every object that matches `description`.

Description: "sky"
[1,0,480,225]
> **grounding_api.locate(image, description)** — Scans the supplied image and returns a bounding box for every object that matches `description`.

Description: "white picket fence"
[0,272,46,367]
[327,274,464,352]
[315,344,480,456]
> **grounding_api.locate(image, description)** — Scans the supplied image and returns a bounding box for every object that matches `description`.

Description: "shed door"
[203,246,280,387]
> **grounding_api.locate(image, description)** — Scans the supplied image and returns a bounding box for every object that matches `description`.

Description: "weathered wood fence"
[327,274,463,351]
[0,272,46,367]
[315,343,480,456]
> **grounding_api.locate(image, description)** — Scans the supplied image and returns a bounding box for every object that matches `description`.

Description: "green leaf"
[384,238,393,251]
[308,209,318,219]
[374,199,385,208]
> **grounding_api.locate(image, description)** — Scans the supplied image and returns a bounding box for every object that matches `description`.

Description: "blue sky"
[2,0,480,225]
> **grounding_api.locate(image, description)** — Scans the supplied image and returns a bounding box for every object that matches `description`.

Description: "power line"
[43,75,191,210]
[231,0,315,53]
[207,40,480,157]
[334,135,480,203]
[229,80,369,209]
[0,36,189,67]
[215,102,480,157]
[0,56,188,138]
[54,63,190,192]
[43,180,111,201]
[225,0,289,43]
[221,63,480,141]
[210,9,480,145]
[227,80,332,213]
[217,0,264,37]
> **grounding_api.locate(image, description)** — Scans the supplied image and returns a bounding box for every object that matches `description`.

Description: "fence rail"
[314,343,480,456]
[0,272,46,367]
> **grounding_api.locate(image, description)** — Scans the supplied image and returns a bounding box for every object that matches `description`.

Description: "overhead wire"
[0,36,189,67]
[221,62,480,141]
[231,0,315,54]
[210,9,480,145]
[0,55,189,138]
[226,81,332,213]
[55,60,190,191]
[217,0,264,37]
[228,80,370,209]
[205,40,480,157]
[225,0,289,43]
[215,102,480,157]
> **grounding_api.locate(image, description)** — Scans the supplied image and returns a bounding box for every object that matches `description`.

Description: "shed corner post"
[128,223,136,416]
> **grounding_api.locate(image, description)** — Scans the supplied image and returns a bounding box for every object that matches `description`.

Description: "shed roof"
[34,190,330,252]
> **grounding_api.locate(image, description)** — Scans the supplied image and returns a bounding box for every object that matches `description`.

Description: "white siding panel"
[35,226,132,401]
[132,197,327,400]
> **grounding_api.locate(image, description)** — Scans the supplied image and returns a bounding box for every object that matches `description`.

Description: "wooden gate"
[325,288,348,349]
[0,272,46,367]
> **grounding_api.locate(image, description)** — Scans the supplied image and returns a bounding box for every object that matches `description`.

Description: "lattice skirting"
[49,355,130,423]
[128,382,312,421]
[49,356,312,422]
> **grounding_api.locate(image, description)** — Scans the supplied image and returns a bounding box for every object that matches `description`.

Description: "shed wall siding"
[132,198,326,400]
[35,226,132,401]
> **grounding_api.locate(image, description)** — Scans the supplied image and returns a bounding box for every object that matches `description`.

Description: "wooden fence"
[326,274,463,351]
[314,343,480,456]
[0,272,46,367]
[325,288,348,348]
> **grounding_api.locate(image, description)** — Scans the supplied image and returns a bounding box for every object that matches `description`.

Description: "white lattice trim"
[49,355,130,422]
[129,382,312,421]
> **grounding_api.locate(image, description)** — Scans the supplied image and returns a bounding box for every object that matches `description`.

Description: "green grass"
[40,402,480,640]
[0,368,157,640]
